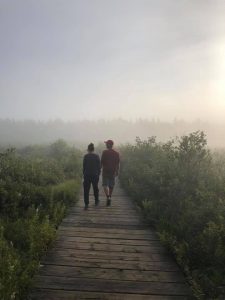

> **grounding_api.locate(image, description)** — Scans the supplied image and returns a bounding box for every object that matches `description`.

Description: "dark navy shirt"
[83,153,101,176]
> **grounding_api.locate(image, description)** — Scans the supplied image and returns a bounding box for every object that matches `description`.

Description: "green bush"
[120,132,225,299]
[0,141,82,300]
[0,226,21,300]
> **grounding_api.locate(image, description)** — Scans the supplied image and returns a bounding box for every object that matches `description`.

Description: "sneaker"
[84,204,89,210]
[95,199,99,206]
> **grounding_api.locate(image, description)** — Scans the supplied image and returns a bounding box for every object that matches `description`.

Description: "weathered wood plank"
[58,226,154,235]
[66,212,140,219]
[60,222,148,229]
[64,212,141,222]
[76,206,134,209]
[42,258,180,271]
[52,241,166,254]
[31,289,190,300]
[57,231,157,241]
[72,207,138,213]
[70,210,139,216]
[34,276,190,296]
[45,248,172,262]
[55,236,161,246]
[39,265,185,283]
[58,226,156,241]
[63,217,141,224]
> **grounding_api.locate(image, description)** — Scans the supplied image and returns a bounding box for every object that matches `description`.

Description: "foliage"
[120,132,225,299]
[0,141,82,300]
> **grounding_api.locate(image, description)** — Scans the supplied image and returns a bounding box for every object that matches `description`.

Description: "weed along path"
[31,183,191,299]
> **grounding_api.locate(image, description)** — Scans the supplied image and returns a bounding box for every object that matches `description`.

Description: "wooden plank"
[60,222,148,229]
[34,276,190,296]
[31,289,190,300]
[44,255,175,266]
[72,207,138,212]
[52,241,165,254]
[45,248,172,262]
[67,212,140,218]
[75,207,135,211]
[58,226,154,235]
[73,206,137,211]
[62,217,142,224]
[57,232,159,242]
[39,265,185,283]
[75,201,135,205]
[41,257,180,272]
[55,236,160,246]
[69,212,139,218]
[82,193,128,197]
[63,216,141,223]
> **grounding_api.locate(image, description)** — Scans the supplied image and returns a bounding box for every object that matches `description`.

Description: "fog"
[0,119,225,149]
[1,1,225,142]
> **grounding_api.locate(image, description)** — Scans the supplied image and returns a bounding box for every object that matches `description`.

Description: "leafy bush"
[120,132,225,299]
[0,141,82,300]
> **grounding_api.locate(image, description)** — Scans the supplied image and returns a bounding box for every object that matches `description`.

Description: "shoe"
[84,204,89,210]
[106,196,111,206]
[95,200,99,206]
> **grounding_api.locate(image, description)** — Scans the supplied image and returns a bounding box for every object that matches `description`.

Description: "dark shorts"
[102,175,115,189]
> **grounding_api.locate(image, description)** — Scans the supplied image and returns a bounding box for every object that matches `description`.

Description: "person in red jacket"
[101,140,120,206]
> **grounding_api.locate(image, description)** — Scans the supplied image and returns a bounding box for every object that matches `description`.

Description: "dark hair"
[106,143,113,149]
[87,143,94,151]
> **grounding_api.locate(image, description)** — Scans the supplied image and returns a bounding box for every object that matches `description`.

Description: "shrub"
[0,142,82,300]
[120,132,225,298]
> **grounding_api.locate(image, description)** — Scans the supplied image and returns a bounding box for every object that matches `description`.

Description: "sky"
[0,0,225,122]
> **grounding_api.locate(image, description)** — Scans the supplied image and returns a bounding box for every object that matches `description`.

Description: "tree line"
[0,119,225,148]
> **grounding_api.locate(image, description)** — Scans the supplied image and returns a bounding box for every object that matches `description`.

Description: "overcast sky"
[1,0,225,122]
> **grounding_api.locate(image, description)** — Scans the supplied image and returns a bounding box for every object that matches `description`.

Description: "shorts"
[102,175,115,189]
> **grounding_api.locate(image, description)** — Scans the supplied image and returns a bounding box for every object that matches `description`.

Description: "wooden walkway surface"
[31,183,191,299]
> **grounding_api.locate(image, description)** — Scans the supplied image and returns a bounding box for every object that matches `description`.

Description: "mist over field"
[0,118,225,148]
[1,0,225,131]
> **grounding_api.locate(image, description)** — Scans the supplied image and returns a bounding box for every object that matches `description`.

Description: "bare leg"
[109,187,113,197]
[103,186,109,197]
[104,186,111,206]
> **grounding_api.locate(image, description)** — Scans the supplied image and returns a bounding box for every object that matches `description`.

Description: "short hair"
[87,143,94,151]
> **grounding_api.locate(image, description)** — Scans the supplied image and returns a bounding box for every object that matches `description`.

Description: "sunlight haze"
[1,0,225,122]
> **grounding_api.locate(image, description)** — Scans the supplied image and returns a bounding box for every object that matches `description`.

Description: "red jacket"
[101,149,120,176]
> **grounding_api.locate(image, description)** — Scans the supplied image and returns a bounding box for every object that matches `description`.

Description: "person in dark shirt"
[83,143,101,209]
[101,140,120,206]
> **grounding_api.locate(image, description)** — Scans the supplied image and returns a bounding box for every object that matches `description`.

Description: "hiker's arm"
[83,156,86,175]
[97,155,101,176]
[115,154,120,176]
[100,151,105,169]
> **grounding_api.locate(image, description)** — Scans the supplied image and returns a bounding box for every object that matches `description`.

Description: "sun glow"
[213,42,225,106]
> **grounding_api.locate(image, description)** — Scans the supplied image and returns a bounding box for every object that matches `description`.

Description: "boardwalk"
[31,183,191,299]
